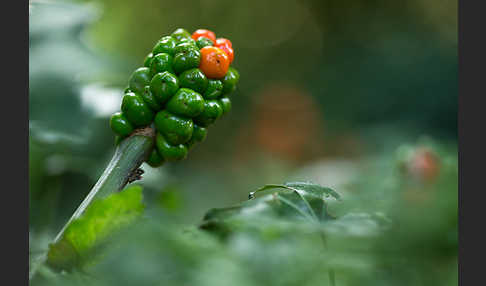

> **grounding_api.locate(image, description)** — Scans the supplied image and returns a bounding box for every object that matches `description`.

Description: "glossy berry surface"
[215,38,232,48]
[109,28,240,167]
[166,88,205,118]
[203,79,223,99]
[129,67,152,94]
[153,36,177,55]
[194,99,223,127]
[150,53,174,76]
[221,67,240,94]
[144,53,153,67]
[186,124,207,149]
[150,71,179,104]
[110,112,134,137]
[178,37,197,46]
[121,92,155,127]
[215,38,234,64]
[154,110,194,145]
[175,42,199,54]
[196,37,214,49]
[171,28,192,42]
[191,29,216,42]
[146,149,165,167]
[199,46,230,79]
[156,132,188,161]
[191,124,207,143]
[179,68,208,94]
[219,97,232,115]
[140,86,161,111]
[173,48,201,75]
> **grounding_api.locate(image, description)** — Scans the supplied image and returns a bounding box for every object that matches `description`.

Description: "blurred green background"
[29,0,457,284]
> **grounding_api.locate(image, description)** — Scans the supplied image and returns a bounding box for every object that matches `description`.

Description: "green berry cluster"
[109,28,240,167]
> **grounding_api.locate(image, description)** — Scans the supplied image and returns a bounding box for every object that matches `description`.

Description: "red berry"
[192,29,216,42]
[215,38,232,48]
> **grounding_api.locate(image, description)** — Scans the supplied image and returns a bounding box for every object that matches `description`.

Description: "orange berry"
[215,38,232,48]
[215,44,234,64]
[192,29,216,42]
[215,38,234,63]
[199,46,230,79]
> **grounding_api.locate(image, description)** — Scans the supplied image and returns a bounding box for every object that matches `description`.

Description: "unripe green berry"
[121,92,155,127]
[153,36,177,55]
[196,36,213,49]
[174,42,199,54]
[150,53,174,76]
[173,44,201,74]
[146,149,165,167]
[221,67,240,95]
[179,37,197,46]
[191,124,207,142]
[179,68,208,94]
[110,112,134,137]
[129,67,152,94]
[144,53,153,67]
[154,110,193,145]
[166,88,205,117]
[156,132,188,161]
[219,97,232,115]
[140,86,162,111]
[150,71,179,104]
[204,79,223,99]
[171,28,192,42]
[187,124,207,148]
[194,100,223,127]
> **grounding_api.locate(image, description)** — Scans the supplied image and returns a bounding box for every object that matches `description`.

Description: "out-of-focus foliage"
[29,1,149,237]
[46,185,145,270]
[31,139,457,286]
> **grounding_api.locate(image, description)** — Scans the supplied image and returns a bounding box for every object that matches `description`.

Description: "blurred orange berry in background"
[234,83,327,164]
[396,144,442,204]
[408,147,440,182]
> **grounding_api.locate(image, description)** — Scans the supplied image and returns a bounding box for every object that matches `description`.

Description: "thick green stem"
[30,127,155,282]
[53,126,155,243]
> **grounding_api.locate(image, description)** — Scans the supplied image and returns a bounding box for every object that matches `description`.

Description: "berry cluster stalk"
[30,127,155,282]
[53,126,155,243]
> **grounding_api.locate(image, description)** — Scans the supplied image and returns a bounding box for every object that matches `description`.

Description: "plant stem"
[30,127,155,282]
[53,126,155,243]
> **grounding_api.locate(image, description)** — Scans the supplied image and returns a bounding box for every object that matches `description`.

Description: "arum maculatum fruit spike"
[109,28,240,167]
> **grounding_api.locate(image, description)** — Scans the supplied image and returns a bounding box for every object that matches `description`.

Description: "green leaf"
[47,185,145,270]
[284,182,342,201]
[249,182,339,221]
[201,182,339,240]
[249,182,341,201]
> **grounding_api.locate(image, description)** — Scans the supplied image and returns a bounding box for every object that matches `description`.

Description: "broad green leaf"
[249,182,339,221]
[248,182,341,201]
[47,185,145,270]
[284,182,342,201]
[201,182,339,240]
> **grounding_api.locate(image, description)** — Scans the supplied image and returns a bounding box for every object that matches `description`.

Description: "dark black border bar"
[458,0,485,285]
